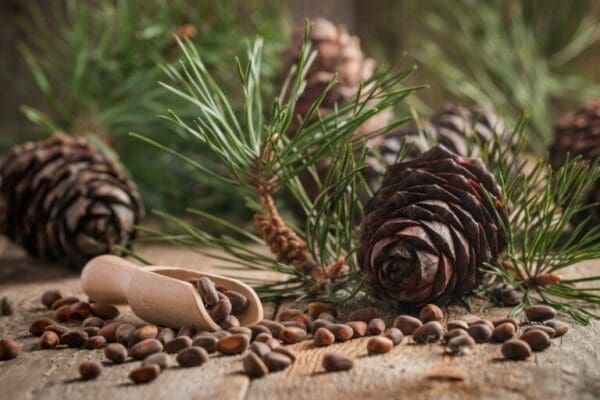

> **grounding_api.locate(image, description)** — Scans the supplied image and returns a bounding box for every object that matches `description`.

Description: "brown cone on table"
[281,17,391,200]
[549,98,600,229]
[0,134,144,268]
[365,104,512,192]
[357,145,507,306]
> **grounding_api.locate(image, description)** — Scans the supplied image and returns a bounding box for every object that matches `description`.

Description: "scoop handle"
[81,255,137,304]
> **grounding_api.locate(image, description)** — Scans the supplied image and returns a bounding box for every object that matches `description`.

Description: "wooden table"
[1,237,599,400]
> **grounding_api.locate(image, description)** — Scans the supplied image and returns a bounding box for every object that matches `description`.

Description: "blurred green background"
[0,0,598,220]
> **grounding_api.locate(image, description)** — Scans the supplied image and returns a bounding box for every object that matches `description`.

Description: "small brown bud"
[367,318,385,336]
[259,320,284,337]
[98,322,122,342]
[210,299,232,324]
[176,346,209,367]
[130,364,160,384]
[250,341,271,358]
[217,333,249,354]
[61,330,88,348]
[279,327,307,344]
[105,343,128,364]
[322,352,353,372]
[446,320,468,331]
[89,303,120,320]
[544,320,568,337]
[0,338,20,360]
[492,318,518,329]
[524,305,557,322]
[196,277,220,306]
[467,324,493,343]
[347,307,378,323]
[29,318,56,336]
[51,296,78,310]
[79,361,102,380]
[523,325,555,338]
[263,351,292,371]
[326,324,353,342]
[130,338,163,360]
[128,325,159,348]
[192,335,218,353]
[116,324,136,345]
[367,336,393,354]
[165,336,192,354]
[227,327,251,337]
[314,327,335,347]
[347,321,368,338]
[412,321,443,344]
[220,315,240,330]
[393,315,423,335]
[520,329,551,352]
[223,290,249,315]
[250,324,272,340]
[501,339,531,360]
[311,319,333,335]
[384,328,403,345]
[40,331,60,349]
[531,272,561,287]
[54,305,72,322]
[177,325,196,338]
[277,307,302,322]
[307,302,338,319]
[69,302,93,319]
[419,304,443,323]
[82,316,104,328]
[244,352,269,378]
[44,324,69,337]
[84,335,107,349]
[447,335,476,356]
[492,323,516,342]
[317,313,336,323]
[41,290,62,309]
[1,297,15,316]
[272,346,297,362]
[443,328,468,344]
[158,327,176,345]
[254,332,272,343]
[143,352,170,370]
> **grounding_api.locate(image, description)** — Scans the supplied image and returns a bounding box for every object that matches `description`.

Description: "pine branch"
[136,22,422,303]
[481,120,600,324]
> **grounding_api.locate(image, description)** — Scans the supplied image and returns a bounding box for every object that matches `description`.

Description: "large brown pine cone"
[0,135,144,268]
[357,145,507,306]
[549,99,600,228]
[365,104,511,192]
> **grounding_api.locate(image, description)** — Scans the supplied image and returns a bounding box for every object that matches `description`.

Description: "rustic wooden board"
[1,237,600,400]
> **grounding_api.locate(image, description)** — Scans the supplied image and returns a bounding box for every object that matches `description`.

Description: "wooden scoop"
[81,255,263,331]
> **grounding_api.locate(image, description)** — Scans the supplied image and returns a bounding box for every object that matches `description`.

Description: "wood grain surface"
[1,236,599,400]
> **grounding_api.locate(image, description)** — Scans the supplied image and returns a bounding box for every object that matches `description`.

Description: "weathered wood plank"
[2,239,600,400]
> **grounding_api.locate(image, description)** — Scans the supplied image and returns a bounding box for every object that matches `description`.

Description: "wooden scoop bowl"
[81,255,263,331]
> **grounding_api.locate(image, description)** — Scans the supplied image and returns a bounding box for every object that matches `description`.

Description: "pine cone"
[357,145,507,306]
[0,135,144,267]
[365,104,511,192]
[549,99,600,227]
[283,18,390,132]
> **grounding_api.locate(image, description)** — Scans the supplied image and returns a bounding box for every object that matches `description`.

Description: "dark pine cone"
[357,145,507,306]
[549,99,600,228]
[0,135,144,268]
[365,104,511,192]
